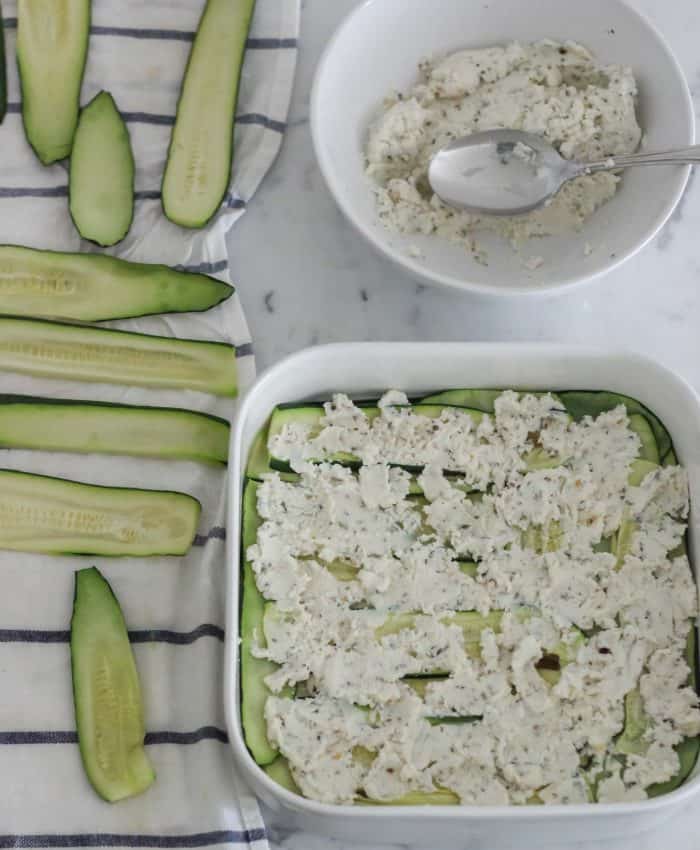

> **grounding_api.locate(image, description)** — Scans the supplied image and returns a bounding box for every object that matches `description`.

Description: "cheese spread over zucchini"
[249,391,699,805]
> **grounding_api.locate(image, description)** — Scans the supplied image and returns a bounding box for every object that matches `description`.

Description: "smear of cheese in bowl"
[365,41,642,255]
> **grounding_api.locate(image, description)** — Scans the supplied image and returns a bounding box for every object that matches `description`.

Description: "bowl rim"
[224,341,700,821]
[310,0,696,297]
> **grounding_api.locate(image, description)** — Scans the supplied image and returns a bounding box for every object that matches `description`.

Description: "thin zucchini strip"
[69,91,135,247]
[17,0,91,164]
[264,756,299,793]
[241,482,281,765]
[0,245,234,321]
[627,414,659,464]
[162,0,256,228]
[420,388,564,411]
[265,604,581,682]
[247,425,449,495]
[267,403,484,473]
[0,395,229,464]
[0,316,237,397]
[71,567,155,801]
[265,755,460,805]
[559,391,672,460]
[0,469,200,556]
[267,398,660,473]
[617,627,699,798]
[246,421,299,483]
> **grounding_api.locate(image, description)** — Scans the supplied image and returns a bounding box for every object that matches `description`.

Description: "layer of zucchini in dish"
[241,389,700,806]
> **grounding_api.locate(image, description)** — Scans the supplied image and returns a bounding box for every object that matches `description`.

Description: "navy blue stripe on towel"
[247,37,297,49]
[0,187,160,201]
[123,112,285,133]
[0,184,245,210]
[235,342,254,358]
[146,728,229,745]
[0,727,228,746]
[192,527,227,547]
[91,25,196,41]
[4,104,284,133]
[120,112,175,126]
[1,18,296,50]
[0,830,267,847]
[0,624,225,644]
[0,186,68,199]
[91,27,297,50]
[235,114,286,134]
[1,186,243,207]
[176,260,229,275]
[134,190,162,201]
[0,187,161,200]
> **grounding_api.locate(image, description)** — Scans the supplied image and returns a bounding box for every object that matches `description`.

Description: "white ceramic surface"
[224,342,700,850]
[310,0,694,295]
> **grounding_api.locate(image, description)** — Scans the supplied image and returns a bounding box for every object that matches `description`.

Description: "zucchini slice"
[663,448,679,467]
[0,316,237,397]
[420,389,564,411]
[264,756,299,794]
[615,627,699,798]
[647,736,700,798]
[0,5,6,124]
[421,392,661,463]
[248,424,470,497]
[267,404,373,471]
[0,395,229,464]
[626,414,659,464]
[420,389,506,410]
[559,391,672,460]
[69,91,135,247]
[267,403,484,473]
[247,429,440,495]
[359,789,459,806]
[374,610,503,644]
[0,245,234,321]
[246,420,300,483]
[17,0,91,164]
[162,0,256,228]
[247,426,277,480]
[0,469,200,556]
[241,481,281,765]
[264,755,460,805]
[71,567,155,802]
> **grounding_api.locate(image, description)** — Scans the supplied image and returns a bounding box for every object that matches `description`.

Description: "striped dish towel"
[0,1,299,848]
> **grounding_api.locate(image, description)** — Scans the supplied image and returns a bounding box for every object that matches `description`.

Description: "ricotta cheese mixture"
[365,41,642,253]
[248,391,700,806]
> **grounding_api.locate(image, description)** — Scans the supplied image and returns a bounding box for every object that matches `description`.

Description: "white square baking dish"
[224,343,700,848]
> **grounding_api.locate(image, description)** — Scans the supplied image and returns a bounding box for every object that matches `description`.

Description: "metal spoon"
[428,129,700,217]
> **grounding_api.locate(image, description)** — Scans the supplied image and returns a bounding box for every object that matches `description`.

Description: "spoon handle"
[584,145,700,173]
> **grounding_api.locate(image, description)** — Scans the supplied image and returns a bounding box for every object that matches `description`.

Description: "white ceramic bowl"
[311,0,694,296]
[225,343,700,848]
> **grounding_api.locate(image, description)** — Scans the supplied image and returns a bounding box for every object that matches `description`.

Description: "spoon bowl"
[428,129,700,218]
[428,130,578,217]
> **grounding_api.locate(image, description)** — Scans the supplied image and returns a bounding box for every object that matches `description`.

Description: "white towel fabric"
[0,1,299,847]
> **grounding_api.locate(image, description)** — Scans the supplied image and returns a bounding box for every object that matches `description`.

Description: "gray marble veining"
[227,1,700,847]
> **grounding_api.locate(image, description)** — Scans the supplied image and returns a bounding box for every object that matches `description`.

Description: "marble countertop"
[228,0,700,847]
